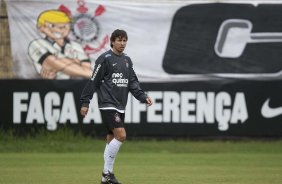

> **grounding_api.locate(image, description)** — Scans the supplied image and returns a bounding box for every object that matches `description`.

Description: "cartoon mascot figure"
[28,10,92,79]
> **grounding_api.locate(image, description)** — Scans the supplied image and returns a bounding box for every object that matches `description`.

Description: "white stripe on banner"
[5,0,280,81]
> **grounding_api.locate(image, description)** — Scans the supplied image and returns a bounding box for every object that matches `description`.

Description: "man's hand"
[80,106,89,118]
[146,96,153,106]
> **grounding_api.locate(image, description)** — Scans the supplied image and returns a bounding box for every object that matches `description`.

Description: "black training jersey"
[80,50,147,112]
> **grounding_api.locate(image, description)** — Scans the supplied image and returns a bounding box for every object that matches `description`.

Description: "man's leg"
[103,133,114,174]
[101,111,125,184]
[104,128,126,173]
[102,128,125,184]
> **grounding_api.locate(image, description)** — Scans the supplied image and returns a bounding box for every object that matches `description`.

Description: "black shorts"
[100,110,125,134]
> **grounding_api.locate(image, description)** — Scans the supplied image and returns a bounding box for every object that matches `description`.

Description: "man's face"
[39,22,70,40]
[112,36,127,54]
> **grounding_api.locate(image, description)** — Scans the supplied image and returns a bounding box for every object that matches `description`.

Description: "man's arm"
[80,57,106,117]
[128,61,152,106]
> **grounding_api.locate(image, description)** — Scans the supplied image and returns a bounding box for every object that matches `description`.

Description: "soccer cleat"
[101,171,122,184]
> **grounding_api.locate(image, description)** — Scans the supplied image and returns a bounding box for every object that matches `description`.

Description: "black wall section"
[0,79,282,137]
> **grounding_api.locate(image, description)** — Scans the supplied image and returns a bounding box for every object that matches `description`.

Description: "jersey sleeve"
[69,41,90,62]
[128,58,147,103]
[28,39,54,73]
[80,56,106,107]
[28,39,53,64]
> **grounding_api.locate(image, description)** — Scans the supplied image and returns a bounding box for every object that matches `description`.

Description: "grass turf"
[0,152,281,184]
[0,130,282,184]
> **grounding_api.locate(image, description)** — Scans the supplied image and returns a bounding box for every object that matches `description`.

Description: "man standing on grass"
[80,29,153,184]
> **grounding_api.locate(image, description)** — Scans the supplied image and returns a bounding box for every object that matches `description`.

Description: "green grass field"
[0,130,282,184]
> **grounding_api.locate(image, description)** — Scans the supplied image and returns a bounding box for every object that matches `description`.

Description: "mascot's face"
[39,21,70,40]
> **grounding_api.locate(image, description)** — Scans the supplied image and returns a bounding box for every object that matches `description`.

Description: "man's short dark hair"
[110,29,128,48]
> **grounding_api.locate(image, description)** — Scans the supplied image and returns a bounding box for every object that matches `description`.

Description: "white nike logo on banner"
[261,98,282,118]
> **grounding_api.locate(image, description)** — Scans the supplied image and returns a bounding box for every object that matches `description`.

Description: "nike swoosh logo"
[261,98,282,118]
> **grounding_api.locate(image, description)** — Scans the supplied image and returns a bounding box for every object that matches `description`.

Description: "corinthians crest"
[72,14,99,42]
[59,0,109,55]
[114,113,121,123]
